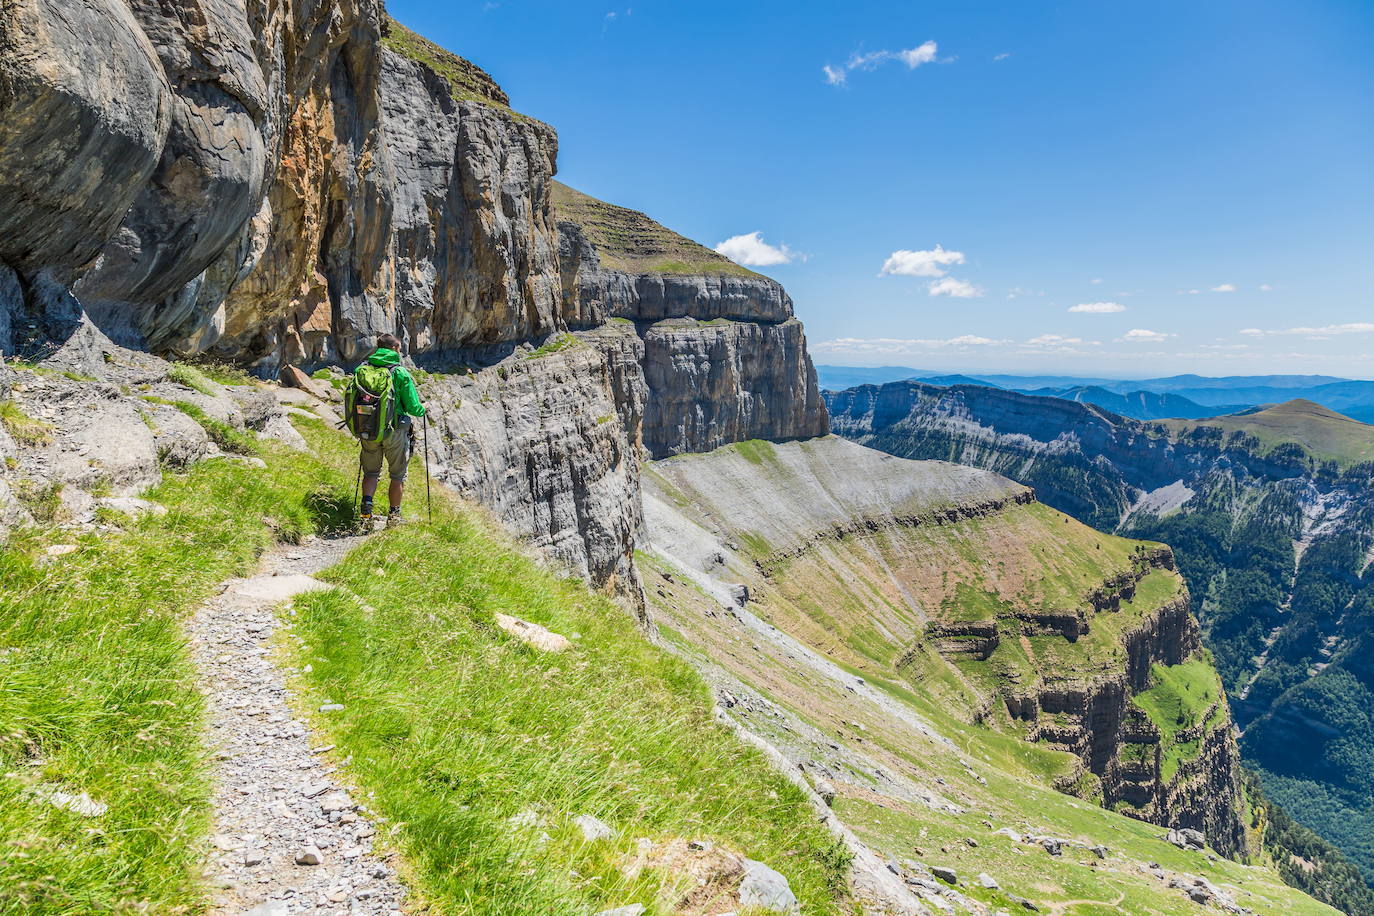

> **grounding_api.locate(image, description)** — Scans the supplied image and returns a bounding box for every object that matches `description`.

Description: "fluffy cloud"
[823,41,942,85]
[928,277,982,298]
[879,244,965,277]
[1240,322,1374,339]
[1259,283,1273,291]
[1025,334,1089,347]
[1068,302,1126,314]
[713,231,794,266]
[812,335,1004,354]
[993,52,1011,61]
[1118,328,1173,343]
[1210,283,1236,292]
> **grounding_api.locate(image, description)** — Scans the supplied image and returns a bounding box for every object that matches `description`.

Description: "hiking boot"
[359,500,375,530]
[386,508,404,528]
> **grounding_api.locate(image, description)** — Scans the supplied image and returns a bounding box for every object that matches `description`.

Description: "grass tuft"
[166,363,219,397]
[0,401,55,447]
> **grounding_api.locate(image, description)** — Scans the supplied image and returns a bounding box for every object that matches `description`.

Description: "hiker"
[346,333,427,527]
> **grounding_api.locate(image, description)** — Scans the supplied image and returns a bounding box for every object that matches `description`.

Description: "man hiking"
[347,333,427,528]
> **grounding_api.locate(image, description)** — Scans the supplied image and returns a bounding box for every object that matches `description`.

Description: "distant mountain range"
[825,379,1374,888]
[814,366,1374,424]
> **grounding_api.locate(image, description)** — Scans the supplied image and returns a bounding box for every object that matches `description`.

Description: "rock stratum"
[828,378,1374,891]
[640,437,1247,859]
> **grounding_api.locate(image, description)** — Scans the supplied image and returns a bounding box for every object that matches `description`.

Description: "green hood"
[367,347,401,367]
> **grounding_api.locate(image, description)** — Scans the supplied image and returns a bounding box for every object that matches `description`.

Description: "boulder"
[930,865,958,884]
[279,366,332,402]
[738,858,799,913]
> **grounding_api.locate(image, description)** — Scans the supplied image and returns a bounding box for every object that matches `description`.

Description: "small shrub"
[13,478,64,523]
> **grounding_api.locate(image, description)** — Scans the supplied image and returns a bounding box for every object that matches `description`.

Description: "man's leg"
[383,418,413,525]
[359,443,384,520]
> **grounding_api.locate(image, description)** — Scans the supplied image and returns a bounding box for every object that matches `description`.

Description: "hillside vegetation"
[639,437,1335,915]
[286,498,849,915]
[552,181,761,277]
[1164,399,1374,467]
[828,379,1374,908]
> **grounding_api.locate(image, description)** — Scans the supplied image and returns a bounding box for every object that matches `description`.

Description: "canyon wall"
[0,5,825,590]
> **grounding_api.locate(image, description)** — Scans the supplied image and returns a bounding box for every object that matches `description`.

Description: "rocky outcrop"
[1004,594,1244,856]
[0,5,830,590]
[555,183,828,458]
[419,325,646,604]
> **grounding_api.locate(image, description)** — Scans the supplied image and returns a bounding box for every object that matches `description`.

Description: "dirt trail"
[188,533,407,915]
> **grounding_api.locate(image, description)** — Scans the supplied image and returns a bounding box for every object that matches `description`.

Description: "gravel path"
[189,533,408,915]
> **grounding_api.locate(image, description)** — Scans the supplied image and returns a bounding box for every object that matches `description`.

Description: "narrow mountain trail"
[187,532,408,915]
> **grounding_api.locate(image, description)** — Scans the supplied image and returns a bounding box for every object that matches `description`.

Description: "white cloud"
[713,231,795,266]
[1026,334,1089,347]
[1239,322,1374,339]
[1210,283,1236,292]
[928,277,982,298]
[1090,277,1103,285]
[823,41,943,85]
[1118,328,1173,343]
[993,52,1011,61]
[1068,301,1126,314]
[879,244,965,278]
[812,335,1006,354]
[897,41,939,68]
[1259,283,1273,291]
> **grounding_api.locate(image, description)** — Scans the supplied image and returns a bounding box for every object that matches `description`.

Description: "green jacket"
[366,348,426,418]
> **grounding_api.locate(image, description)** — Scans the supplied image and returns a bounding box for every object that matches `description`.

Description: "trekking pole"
[353,455,363,522]
[423,414,432,522]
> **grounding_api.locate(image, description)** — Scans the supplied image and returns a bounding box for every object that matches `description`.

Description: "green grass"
[1164,399,1374,467]
[0,419,356,913]
[287,508,850,915]
[166,363,219,397]
[1132,658,1225,781]
[526,333,578,359]
[0,401,54,447]
[382,16,533,118]
[182,360,253,387]
[551,181,762,278]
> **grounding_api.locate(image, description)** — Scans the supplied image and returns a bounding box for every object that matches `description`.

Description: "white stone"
[495,613,572,652]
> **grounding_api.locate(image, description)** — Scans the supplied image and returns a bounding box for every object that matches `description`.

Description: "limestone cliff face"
[555,184,828,459]
[0,5,826,590]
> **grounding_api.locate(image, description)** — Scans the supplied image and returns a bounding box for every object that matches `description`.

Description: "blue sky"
[389,0,1374,378]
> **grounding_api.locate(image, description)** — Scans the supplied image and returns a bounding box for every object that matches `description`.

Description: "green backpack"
[343,364,398,443]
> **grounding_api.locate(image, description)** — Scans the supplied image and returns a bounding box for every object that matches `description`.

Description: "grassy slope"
[1133,658,1226,782]
[1164,399,1374,466]
[551,181,762,278]
[641,440,1336,915]
[286,507,849,915]
[0,416,355,913]
[382,16,519,111]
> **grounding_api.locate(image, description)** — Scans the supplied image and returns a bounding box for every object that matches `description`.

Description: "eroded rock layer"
[0,6,826,587]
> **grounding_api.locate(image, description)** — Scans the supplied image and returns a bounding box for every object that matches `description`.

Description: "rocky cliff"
[828,377,1374,883]
[0,4,827,591]
[639,436,1249,857]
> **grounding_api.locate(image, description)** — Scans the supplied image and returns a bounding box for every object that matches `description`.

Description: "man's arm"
[395,368,427,417]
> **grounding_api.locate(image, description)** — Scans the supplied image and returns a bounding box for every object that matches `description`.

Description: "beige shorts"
[360,415,413,482]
